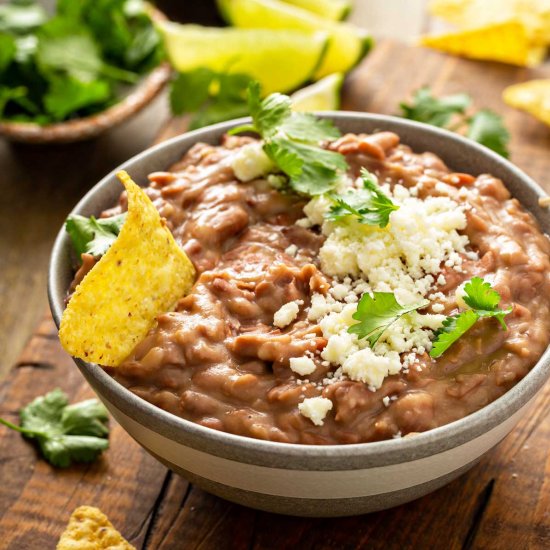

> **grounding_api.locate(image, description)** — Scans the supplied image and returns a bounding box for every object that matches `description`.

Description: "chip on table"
[420,20,547,67]
[57,506,135,550]
[503,79,550,126]
[429,0,550,46]
[59,170,196,367]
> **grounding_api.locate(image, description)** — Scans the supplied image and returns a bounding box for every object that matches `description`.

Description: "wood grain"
[1,39,550,549]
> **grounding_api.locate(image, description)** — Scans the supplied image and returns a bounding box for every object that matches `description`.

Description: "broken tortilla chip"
[503,79,550,126]
[429,0,550,45]
[59,170,196,367]
[57,505,135,550]
[420,20,547,67]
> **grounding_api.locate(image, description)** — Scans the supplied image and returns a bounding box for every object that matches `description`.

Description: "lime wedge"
[217,0,373,79]
[281,0,352,21]
[158,22,329,95]
[291,73,344,111]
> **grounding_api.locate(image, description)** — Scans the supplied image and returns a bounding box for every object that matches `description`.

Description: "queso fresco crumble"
[68,92,550,444]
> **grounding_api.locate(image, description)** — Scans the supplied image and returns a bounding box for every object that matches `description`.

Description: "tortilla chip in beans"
[420,20,547,67]
[503,79,550,126]
[59,170,196,367]
[57,506,135,550]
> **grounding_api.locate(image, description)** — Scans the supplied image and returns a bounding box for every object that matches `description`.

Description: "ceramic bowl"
[48,113,550,517]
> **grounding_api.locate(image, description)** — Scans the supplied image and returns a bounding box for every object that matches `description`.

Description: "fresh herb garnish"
[430,277,512,358]
[0,388,109,467]
[66,213,127,259]
[348,292,429,347]
[0,0,163,124]
[399,87,510,158]
[170,68,252,130]
[230,81,347,195]
[326,167,399,227]
[466,109,510,160]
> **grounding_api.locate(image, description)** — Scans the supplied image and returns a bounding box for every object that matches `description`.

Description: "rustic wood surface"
[1,36,550,550]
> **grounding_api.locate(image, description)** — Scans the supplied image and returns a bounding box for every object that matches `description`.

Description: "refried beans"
[85,132,550,444]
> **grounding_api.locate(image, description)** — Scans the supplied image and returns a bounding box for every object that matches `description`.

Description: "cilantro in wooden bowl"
[0,0,170,143]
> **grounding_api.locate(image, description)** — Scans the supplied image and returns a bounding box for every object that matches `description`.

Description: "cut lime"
[158,22,329,95]
[217,0,373,79]
[280,0,352,21]
[291,73,344,111]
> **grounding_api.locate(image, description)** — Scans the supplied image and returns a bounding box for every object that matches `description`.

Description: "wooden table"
[1,38,549,549]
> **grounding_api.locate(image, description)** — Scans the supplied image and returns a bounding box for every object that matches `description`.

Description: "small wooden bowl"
[0,62,171,144]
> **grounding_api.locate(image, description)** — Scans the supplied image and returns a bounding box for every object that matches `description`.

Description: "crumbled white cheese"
[455,283,468,309]
[342,347,402,389]
[231,142,274,182]
[298,397,333,426]
[289,356,317,376]
[273,300,302,328]
[285,244,298,257]
[383,396,390,407]
[297,180,471,390]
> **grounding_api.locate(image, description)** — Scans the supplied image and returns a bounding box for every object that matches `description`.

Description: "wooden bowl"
[0,62,171,144]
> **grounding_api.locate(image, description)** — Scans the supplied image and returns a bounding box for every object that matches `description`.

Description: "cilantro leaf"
[430,277,512,357]
[429,309,478,359]
[399,87,471,128]
[467,109,510,159]
[44,76,111,121]
[36,18,137,84]
[0,388,109,468]
[398,87,510,158]
[462,276,512,329]
[326,168,399,227]
[169,69,252,130]
[265,137,348,195]
[462,276,501,311]
[348,292,430,347]
[65,213,126,259]
[231,82,346,196]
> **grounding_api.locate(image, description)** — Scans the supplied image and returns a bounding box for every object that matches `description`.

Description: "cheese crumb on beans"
[298,397,333,426]
[273,300,303,328]
[289,356,317,376]
[299,182,467,392]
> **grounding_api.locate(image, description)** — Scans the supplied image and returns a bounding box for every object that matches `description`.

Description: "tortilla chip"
[420,20,547,67]
[59,170,196,367]
[429,0,550,46]
[57,506,135,550]
[503,79,550,126]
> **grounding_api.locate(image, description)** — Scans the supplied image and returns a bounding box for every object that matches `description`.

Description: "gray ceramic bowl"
[48,113,550,517]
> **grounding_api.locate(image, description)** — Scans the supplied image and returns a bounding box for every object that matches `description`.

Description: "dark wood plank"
[1,39,549,549]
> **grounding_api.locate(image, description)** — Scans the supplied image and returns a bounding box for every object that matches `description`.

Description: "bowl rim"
[48,112,550,467]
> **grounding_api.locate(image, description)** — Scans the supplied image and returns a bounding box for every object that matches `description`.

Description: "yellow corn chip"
[420,20,547,67]
[57,506,135,550]
[429,0,550,46]
[59,170,196,367]
[503,79,550,126]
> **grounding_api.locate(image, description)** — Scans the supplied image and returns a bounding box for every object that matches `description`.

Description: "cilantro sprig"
[326,168,399,227]
[399,87,510,158]
[230,82,347,195]
[66,213,126,260]
[348,292,429,347]
[0,388,109,467]
[430,277,512,358]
